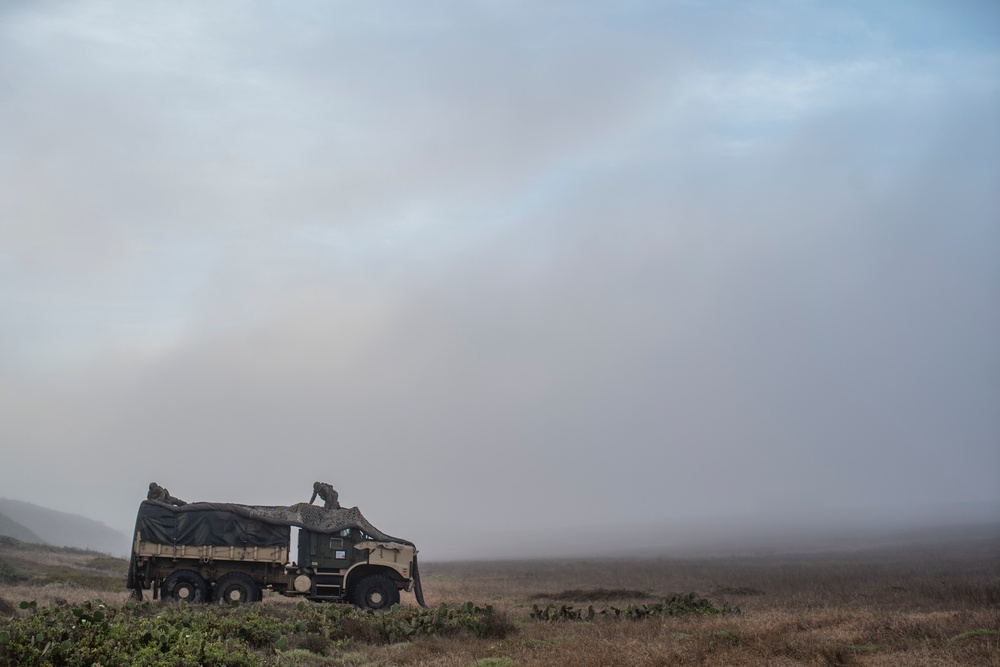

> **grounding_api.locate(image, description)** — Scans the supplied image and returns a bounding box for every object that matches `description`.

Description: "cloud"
[0,0,997,556]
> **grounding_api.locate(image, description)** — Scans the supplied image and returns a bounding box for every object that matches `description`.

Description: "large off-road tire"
[352,574,400,610]
[161,570,207,603]
[213,572,261,604]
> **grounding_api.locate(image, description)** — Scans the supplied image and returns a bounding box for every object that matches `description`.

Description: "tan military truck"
[126,492,426,609]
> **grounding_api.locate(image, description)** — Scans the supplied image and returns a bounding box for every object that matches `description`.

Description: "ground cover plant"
[0,598,513,666]
[0,529,997,665]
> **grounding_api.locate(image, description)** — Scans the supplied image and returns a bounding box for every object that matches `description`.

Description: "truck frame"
[126,495,426,609]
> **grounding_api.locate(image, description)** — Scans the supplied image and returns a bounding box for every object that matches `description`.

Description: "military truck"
[126,491,426,609]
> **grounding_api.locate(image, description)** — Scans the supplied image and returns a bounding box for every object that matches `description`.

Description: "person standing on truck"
[310,481,341,509]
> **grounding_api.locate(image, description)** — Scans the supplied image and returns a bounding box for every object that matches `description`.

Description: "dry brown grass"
[0,535,128,596]
[2,534,997,666]
[394,539,1000,666]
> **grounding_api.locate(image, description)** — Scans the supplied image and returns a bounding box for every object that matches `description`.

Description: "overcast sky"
[1,1,998,558]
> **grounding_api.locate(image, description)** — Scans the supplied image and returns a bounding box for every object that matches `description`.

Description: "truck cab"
[298,527,415,609]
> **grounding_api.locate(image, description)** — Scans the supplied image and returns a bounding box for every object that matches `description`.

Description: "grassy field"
[1,531,998,666]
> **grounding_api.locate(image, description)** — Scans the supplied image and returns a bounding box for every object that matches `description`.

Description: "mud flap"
[411,555,428,608]
[125,552,143,601]
[126,552,136,589]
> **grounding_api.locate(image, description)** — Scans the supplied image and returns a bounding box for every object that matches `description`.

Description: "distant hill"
[0,534,128,590]
[0,511,46,545]
[0,499,130,557]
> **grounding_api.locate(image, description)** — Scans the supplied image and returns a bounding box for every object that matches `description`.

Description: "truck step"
[315,584,342,594]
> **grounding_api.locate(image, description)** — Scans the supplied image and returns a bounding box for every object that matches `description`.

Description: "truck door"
[302,529,355,569]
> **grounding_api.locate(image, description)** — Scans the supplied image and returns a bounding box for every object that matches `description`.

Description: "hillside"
[0,499,130,556]
[0,535,127,590]
[0,512,45,545]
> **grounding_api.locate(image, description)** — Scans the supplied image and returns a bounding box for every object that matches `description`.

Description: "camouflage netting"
[135,500,414,548]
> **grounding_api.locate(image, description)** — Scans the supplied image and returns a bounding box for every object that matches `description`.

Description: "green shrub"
[528,588,651,602]
[715,586,765,596]
[530,592,738,622]
[0,599,516,666]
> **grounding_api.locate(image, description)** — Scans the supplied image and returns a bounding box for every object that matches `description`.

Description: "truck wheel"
[352,574,400,610]
[214,572,261,604]
[161,570,207,602]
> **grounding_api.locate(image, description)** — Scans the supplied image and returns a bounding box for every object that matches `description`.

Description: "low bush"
[715,586,765,596]
[528,588,651,602]
[529,592,738,621]
[0,598,515,666]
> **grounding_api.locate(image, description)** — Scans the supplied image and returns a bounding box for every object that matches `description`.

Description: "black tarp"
[133,500,415,548]
[135,501,289,547]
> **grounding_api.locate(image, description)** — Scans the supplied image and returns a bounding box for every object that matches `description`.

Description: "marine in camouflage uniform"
[147,482,187,506]
[310,481,341,510]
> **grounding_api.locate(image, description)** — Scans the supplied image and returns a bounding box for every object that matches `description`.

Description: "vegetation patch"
[950,629,998,642]
[528,588,651,602]
[530,592,737,622]
[473,658,518,667]
[0,598,515,666]
[714,586,765,596]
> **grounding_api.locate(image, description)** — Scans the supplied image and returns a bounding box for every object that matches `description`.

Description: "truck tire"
[352,574,399,610]
[161,570,207,602]
[214,572,261,604]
